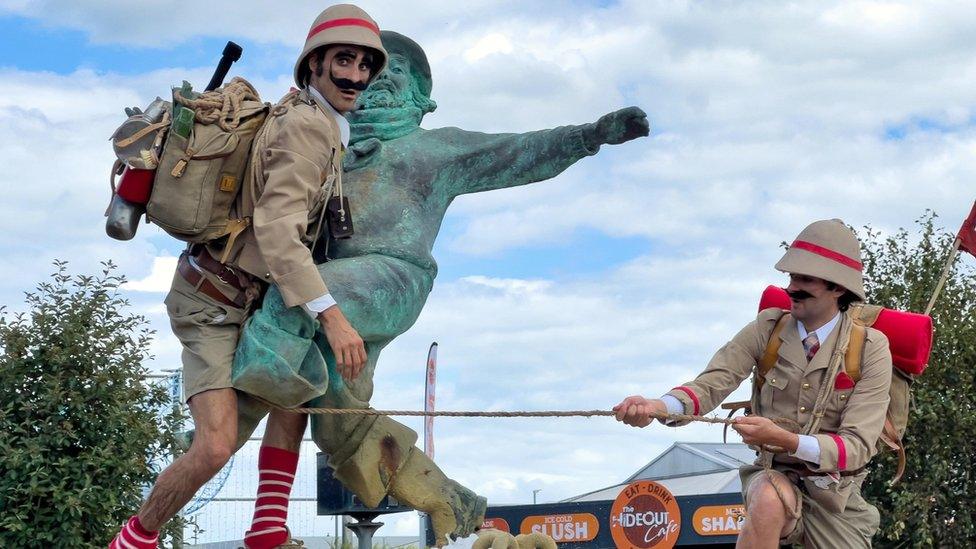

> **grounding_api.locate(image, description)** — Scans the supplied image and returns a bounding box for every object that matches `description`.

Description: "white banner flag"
[424,342,437,459]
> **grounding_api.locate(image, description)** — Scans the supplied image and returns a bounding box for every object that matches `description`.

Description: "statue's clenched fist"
[583,106,650,149]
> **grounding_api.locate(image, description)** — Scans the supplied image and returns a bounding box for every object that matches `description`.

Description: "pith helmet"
[380,30,432,98]
[294,4,388,89]
[775,219,866,300]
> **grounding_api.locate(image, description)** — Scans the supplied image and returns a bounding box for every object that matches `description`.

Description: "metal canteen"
[111,97,169,169]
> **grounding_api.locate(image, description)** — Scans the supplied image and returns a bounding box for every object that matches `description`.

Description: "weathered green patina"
[231,31,648,544]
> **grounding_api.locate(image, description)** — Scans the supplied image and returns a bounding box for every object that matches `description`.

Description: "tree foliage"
[0,262,186,548]
[859,213,976,546]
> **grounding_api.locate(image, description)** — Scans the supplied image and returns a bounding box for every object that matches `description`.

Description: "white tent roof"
[562,442,754,503]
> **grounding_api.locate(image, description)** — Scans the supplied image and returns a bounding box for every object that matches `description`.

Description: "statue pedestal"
[347,513,383,549]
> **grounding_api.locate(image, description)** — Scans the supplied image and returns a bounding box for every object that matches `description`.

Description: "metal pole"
[532,489,541,504]
[346,515,384,549]
[924,237,961,316]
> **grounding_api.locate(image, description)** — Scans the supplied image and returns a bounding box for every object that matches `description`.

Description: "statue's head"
[357,31,437,115]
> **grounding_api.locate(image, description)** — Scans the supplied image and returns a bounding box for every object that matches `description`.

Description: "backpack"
[147,77,269,249]
[723,305,912,484]
[107,77,269,253]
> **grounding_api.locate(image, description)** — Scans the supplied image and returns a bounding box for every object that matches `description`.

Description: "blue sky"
[4,0,976,544]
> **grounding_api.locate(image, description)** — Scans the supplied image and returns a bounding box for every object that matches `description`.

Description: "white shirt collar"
[308,85,350,148]
[797,312,841,346]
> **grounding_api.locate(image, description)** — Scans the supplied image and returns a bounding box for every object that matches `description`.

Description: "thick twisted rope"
[278,405,803,520]
[174,77,260,131]
[280,406,801,431]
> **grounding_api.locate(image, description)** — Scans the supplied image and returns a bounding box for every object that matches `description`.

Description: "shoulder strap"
[880,415,906,485]
[844,322,866,383]
[756,311,791,391]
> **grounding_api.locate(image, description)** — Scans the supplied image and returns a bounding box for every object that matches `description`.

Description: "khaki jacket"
[666,308,893,474]
[214,88,341,308]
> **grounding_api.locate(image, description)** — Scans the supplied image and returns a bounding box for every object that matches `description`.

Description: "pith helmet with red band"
[775,219,866,300]
[294,4,388,89]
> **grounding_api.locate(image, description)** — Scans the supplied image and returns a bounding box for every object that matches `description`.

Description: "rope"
[280,406,800,431]
[174,77,260,132]
[277,404,804,520]
[764,469,802,521]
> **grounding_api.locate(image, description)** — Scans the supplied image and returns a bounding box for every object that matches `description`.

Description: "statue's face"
[358,53,416,110]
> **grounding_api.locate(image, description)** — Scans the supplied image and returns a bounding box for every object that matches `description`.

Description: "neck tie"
[803,332,820,362]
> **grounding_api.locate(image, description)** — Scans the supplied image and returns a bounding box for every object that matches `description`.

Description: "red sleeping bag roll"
[758,285,932,376]
[116,167,155,205]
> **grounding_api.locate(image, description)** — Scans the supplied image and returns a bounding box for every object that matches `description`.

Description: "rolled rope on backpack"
[174,77,261,131]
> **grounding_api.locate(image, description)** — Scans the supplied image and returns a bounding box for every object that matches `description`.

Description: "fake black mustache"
[786,289,814,301]
[330,72,368,91]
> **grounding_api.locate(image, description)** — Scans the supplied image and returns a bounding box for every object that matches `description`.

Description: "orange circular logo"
[609,480,681,549]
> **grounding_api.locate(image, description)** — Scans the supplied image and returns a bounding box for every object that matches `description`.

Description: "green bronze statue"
[232,31,649,546]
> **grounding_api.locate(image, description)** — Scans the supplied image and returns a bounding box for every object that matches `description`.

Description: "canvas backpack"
[107,77,269,253]
[723,305,912,483]
[146,78,269,251]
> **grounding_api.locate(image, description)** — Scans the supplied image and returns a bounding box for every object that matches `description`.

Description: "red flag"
[958,201,976,256]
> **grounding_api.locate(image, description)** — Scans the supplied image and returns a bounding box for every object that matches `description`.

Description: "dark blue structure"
[422,494,743,548]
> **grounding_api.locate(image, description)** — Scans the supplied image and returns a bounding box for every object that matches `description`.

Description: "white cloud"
[123,255,178,292]
[463,33,514,63]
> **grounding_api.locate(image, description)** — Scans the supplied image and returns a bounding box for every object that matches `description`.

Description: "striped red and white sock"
[108,515,158,549]
[244,446,300,549]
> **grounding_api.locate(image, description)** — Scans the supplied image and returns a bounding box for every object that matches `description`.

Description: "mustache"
[786,288,814,301]
[330,72,368,91]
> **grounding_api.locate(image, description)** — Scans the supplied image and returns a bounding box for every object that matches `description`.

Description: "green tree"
[859,213,976,546]
[0,262,187,548]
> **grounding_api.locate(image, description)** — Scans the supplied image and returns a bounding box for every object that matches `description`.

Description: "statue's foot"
[445,479,488,540]
[389,450,487,547]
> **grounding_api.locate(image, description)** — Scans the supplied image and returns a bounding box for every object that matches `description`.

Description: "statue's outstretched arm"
[444,106,649,197]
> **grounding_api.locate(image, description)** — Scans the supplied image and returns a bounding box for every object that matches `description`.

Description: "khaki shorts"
[164,269,249,402]
[740,465,881,548]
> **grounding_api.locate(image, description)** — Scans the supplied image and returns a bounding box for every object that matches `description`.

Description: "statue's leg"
[310,347,486,547]
[245,255,486,544]
[389,448,488,547]
[234,391,270,451]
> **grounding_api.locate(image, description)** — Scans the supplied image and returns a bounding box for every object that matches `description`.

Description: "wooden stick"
[924,237,962,316]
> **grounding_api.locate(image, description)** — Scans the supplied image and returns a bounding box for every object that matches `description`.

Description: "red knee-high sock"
[109,515,158,549]
[244,446,300,549]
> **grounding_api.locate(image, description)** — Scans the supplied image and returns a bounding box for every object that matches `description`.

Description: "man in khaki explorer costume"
[109,5,388,549]
[614,219,893,548]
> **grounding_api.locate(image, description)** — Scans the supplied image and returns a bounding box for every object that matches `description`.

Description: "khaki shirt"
[215,88,341,308]
[667,308,893,473]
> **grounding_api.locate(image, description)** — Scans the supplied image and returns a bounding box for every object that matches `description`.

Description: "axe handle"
[205,41,243,91]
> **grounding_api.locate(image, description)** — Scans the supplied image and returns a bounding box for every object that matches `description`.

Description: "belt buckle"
[811,473,840,489]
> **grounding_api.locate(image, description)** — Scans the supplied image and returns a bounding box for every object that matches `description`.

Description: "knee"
[747,478,793,518]
[189,437,235,474]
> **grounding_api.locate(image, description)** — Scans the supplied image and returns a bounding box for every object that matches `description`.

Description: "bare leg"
[137,388,238,531]
[736,470,799,549]
[261,409,308,452]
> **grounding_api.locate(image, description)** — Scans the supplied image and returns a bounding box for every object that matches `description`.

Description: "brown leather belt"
[778,463,865,478]
[177,251,247,309]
